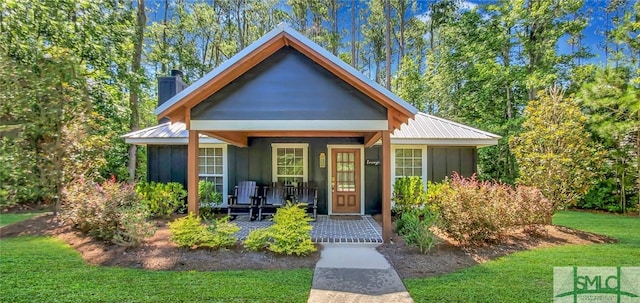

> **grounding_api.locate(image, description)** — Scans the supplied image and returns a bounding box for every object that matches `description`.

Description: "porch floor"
[232,215,383,244]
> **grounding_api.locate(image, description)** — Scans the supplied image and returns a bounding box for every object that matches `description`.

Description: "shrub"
[577,179,618,211]
[198,180,222,205]
[198,180,223,219]
[396,209,438,254]
[243,203,316,256]
[392,177,427,214]
[168,214,239,249]
[136,181,187,218]
[513,186,553,235]
[244,228,271,251]
[60,177,155,246]
[428,173,552,245]
[112,203,156,247]
[203,216,240,248]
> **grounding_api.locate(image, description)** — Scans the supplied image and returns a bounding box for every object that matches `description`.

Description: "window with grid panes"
[199,147,224,193]
[394,148,423,179]
[272,144,307,186]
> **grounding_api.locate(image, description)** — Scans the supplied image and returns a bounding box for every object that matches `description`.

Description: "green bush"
[396,209,438,254]
[243,203,316,256]
[0,137,39,208]
[392,177,427,214]
[198,180,223,219]
[203,216,240,248]
[60,178,155,246]
[577,179,618,211]
[428,173,552,245]
[136,181,187,218]
[198,180,222,205]
[112,203,156,247]
[244,228,271,251]
[168,214,239,249]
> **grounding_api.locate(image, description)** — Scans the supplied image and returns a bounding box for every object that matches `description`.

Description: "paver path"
[307,243,414,303]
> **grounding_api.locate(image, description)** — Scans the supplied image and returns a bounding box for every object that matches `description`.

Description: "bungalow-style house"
[124,23,499,242]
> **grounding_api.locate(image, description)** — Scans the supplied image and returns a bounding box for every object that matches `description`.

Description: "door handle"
[331,176,335,192]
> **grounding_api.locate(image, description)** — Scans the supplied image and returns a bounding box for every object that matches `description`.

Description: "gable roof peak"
[155,23,417,122]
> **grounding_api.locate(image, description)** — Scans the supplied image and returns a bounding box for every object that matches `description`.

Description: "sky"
[411,0,616,64]
[146,0,627,66]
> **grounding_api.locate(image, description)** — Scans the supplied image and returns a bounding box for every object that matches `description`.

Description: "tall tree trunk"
[161,0,169,74]
[330,0,338,55]
[128,0,146,181]
[503,27,513,120]
[384,0,391,90]
[351,0,356,67]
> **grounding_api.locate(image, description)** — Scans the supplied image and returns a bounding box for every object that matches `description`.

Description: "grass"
[0,236,313,303]
[404,211,640,302]
[0,212,44,227]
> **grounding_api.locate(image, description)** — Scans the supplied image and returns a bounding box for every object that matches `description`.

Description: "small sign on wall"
[319,152,326,168]
[366,159,380,166]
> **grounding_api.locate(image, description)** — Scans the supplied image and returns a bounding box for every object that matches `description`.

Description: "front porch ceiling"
[199,130,384,148]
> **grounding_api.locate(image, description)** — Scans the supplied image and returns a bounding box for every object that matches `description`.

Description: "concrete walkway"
[307,244,414,303]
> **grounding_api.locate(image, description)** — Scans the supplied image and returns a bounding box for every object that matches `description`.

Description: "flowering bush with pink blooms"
[60,177,155,246]
[428,173,552,245]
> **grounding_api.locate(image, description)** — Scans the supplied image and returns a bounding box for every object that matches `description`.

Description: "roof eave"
[390,138,500,147]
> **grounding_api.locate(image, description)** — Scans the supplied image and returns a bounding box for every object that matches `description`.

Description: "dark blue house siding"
[146,143,478,215]
[427,147,477,182]
[364,146,382,215]
[191,47,387,121]
[228,137,362,215]
[146,145,187,189]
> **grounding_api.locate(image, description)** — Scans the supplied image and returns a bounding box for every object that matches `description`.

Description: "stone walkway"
[307,244,414,303]
[232,215,383,243]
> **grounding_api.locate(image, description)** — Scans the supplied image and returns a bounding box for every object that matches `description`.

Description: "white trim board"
[190,120,388,131]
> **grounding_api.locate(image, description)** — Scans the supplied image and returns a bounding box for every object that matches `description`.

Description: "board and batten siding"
[146,145,188,189]
[145,143,479,215]
[190,47,387,121]
[427,147,477,183]
[228,137,362,215]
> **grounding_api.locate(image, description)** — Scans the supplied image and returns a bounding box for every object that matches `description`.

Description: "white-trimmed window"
[272,143,308,186]
[199,146,226,194]
[391,146,427,182]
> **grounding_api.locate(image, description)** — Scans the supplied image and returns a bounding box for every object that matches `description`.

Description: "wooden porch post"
[187,130,199,216]
[381,130,392,243]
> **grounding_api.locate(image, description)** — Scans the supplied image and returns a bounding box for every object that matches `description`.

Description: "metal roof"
[155,23,417,119]
[392,113,501,146]
[124,113,500,147]
[123,122,223,145]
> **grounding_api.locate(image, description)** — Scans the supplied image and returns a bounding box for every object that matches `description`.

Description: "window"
[199,147,224,193]
[394,148,423,179]
[272,143,308,186]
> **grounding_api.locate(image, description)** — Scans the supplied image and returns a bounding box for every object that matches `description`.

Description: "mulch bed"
[376,225,615,279]
[1,213,614,277]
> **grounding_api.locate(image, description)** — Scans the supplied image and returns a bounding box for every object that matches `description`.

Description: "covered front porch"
[232,215,383,244]
[154,24,417,242]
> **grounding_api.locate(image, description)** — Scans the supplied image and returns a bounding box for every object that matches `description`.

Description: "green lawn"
[0,237,312,303]
[0,212,44,227]
[404,211,640,303]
